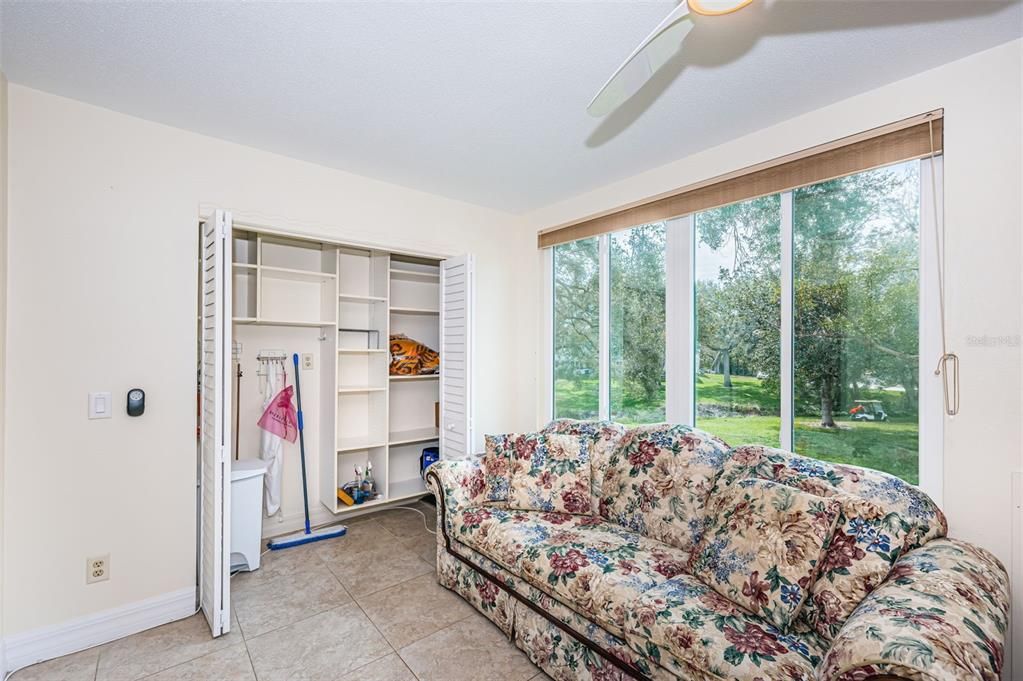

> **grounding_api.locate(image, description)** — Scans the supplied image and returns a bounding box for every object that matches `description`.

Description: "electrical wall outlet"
[301,353,314,370]
[86,555,110,584]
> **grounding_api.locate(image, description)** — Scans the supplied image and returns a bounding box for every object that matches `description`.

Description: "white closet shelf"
[389,374,439,382]
[389,427,440,446]
[338,294,387,303]
[338,348,388,354]
[338,386,387,394]
[261,265,337,283]
[389,268,439,283]
[232,263,258,271]
[234,317,335,328]
[337,438,387,453]
[390,306,440,315]
[334,495,393,513]
[388,478,429,500]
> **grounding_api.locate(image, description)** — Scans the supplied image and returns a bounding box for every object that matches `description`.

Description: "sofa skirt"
[435,538,720,681]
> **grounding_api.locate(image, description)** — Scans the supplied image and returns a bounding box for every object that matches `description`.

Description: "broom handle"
[293,354,311,534]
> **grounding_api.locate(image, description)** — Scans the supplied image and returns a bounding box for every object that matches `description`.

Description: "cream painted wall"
[0,69,9,673]
[523,36,1023,652]
[3,36,1020,655]
[3,84,532,636]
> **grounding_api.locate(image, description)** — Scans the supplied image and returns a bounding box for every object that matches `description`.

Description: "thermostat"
[127,388,145,417]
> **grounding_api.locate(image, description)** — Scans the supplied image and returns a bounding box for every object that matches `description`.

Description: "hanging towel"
[257,385,298,443]
[257,364,291,516]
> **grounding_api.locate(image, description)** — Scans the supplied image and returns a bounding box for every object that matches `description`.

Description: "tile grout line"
[238,524,432,644]
[344,556,434,600]
[130,640,242,681]
[348,596,402,675]
[234,555,355,641]
[241,627,259,681]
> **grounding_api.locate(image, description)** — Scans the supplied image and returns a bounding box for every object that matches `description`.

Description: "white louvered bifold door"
[440,255,475,459]
[200,209,232,637]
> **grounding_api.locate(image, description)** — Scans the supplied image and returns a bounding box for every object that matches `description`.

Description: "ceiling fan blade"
[587,2,695,118]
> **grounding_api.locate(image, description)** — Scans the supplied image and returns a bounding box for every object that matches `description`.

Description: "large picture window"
[793,161,921,482]
[694,196,781,446]
[552,237,600,419]
[610,224,666,424]
[545,159,936,488]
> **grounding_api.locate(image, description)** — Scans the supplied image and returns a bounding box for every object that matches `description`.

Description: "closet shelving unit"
[330,251,442,513]
[230,227,445,516]
[231,231,339,328]
[385,258,441,504]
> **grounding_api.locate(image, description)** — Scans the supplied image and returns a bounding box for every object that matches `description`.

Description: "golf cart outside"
[849,400,888,422]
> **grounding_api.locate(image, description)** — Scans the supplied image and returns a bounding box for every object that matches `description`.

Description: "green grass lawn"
[555,373,919,484]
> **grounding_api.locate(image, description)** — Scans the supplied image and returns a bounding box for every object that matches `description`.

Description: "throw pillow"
[481,433,515,502]
[688,477,841,631]
[542,419,627,514]
[801,492,910,640]
[508,432,592,515]
[718,445,919,640]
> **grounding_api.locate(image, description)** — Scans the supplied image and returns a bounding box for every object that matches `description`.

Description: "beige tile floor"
[12,500,552,681]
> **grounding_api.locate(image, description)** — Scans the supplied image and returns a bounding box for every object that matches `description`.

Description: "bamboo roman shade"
[539,111,943,249]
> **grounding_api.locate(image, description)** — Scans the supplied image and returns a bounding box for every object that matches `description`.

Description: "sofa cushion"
[449,506,691,638]
[689,478,841,631]
[624,575,828,681]
[801,491,912,641]
[542,419,628,514]
[721,445,939,639]
[599,424,731,555]
[508,432,592,514]
[482,433,515,502]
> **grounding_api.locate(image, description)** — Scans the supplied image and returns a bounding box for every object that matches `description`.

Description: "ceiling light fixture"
[688,0,754,16]
[588,0,755,117]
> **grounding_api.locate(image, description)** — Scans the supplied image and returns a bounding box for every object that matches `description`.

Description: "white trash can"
[230,459,269,572]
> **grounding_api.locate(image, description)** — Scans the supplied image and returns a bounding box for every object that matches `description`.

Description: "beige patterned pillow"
[508,432,592,515]
[801,492,911,640]
[481,433,515,502]
[689,478,842,630]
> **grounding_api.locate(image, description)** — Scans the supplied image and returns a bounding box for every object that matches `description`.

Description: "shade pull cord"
[927,116,959,416]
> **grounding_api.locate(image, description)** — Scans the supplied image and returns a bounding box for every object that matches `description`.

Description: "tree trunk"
[820,378,836,428]
[721,351,732,388]
[903,369,918,412]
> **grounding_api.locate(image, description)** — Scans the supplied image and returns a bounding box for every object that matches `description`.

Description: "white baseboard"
[261,505,339,540]
[261,496,430,541]
[2,586,196,675]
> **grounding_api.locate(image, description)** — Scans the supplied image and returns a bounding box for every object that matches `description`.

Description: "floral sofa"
[425,421,1009,681]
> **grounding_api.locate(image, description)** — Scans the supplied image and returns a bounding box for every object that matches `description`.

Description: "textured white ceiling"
[2,1,1020,213]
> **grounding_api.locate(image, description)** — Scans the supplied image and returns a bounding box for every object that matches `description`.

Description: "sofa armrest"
[818,538,1009,681]
[425,459,487,533]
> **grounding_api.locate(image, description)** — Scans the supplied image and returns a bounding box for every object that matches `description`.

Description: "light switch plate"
[88,392,112,419]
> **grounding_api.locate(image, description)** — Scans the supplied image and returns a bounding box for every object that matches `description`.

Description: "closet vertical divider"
[319,245,339,514]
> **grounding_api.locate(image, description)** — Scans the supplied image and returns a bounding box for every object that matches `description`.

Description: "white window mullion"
[666,216,695,426]
[598,234,611,421]
[780,191,794,451]
[918,156,944,505]
[542,247,554,424]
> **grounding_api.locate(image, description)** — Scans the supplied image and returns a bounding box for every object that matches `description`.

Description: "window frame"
[544,158,942,503]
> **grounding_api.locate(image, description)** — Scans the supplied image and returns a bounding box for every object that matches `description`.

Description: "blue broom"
[267,354,346,550]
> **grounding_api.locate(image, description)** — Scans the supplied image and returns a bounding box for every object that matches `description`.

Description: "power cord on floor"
[390,505,437,535]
